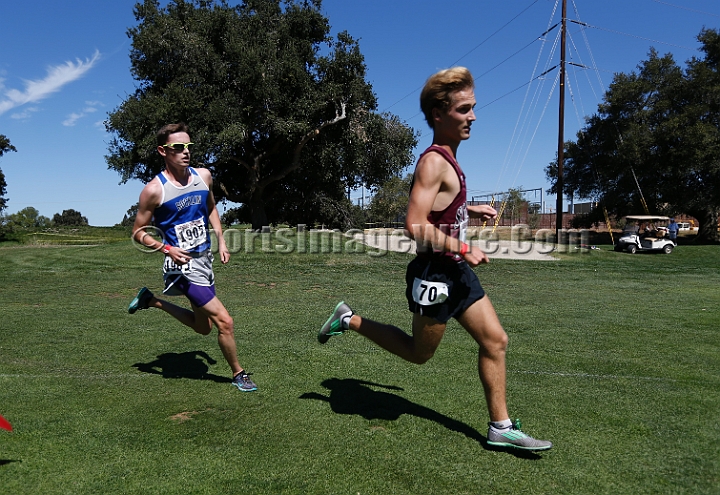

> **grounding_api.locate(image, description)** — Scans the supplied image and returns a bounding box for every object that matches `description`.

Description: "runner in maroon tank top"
[318,67,552,451]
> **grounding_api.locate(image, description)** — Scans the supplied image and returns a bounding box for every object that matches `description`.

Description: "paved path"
[355,230,556,261]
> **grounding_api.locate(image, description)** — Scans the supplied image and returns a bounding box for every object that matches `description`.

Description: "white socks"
[489,419,513,432]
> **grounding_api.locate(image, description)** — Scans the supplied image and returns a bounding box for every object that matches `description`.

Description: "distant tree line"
[2,207,88,230]
[1,131,92,238]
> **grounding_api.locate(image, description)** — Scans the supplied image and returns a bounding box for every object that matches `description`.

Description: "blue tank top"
[153,167,211,253]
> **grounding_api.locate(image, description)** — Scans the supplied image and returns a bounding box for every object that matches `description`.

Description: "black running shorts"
[405,255,485,323]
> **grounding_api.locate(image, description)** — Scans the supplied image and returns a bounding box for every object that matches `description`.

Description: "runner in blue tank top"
[127,123,257,392]
[318,68,551,451]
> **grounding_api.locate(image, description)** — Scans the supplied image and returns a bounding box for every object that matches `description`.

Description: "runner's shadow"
[0,460,20,466]
[132,350,230,383]
[300,378,541,459]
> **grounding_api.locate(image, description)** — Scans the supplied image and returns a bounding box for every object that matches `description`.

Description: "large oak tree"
[106,0,417,230]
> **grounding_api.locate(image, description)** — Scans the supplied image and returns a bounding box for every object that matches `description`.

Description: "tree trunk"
[249,190,268,232]
[689,207,720,243]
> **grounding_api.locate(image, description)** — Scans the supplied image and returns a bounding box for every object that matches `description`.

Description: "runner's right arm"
[405,153,489,266]
[132,180,190,264]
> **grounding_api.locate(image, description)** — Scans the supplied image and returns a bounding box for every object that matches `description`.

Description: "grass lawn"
[0,231,718,494]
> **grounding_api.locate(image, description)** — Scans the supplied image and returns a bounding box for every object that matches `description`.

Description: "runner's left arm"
[199,169,231,264]
[467,204,497,220]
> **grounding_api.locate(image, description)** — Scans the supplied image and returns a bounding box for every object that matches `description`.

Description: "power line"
[474,36,544,81]
[447,0,543,67]
[380,0,543,114]
[385,3,700,124]
[477,14,702,106]
[573,20,698,51]
[397,35,546,126]
[387,0,711,156]
[651,0,720,18]
[477,71,552,111]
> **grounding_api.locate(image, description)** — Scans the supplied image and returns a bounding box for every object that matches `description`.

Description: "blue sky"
[1,0,719,226]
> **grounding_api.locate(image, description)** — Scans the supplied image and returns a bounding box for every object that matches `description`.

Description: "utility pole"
[555,0,567,241]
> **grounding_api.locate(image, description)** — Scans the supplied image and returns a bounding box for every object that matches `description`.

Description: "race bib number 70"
[412,278,449,306]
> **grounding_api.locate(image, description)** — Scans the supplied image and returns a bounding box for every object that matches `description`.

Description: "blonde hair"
[420,67,475,128]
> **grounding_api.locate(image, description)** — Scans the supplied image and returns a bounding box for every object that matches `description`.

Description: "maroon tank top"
[412,145,469,259]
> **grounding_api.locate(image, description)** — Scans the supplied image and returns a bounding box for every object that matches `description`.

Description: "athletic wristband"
[162,244,171,254]
[459,242,469,256]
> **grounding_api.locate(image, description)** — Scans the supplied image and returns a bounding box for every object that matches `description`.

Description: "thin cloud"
[0,50,101,116]
[62,112,84,127]
[11,107,39,120]
[63,105,99,127]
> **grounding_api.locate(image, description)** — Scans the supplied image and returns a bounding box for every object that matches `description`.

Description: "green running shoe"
[487,419,553,451]
[128,287,154,314]
[318,301,353,344]
[232,371,257,392]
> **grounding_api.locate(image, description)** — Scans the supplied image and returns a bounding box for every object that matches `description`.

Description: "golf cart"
[614,215,676,254]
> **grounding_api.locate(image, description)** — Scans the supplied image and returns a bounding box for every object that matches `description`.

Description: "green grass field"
[0,230,718,494]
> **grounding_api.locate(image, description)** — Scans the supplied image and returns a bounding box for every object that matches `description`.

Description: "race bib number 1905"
[174,217,207,250]
[411,278,449,306]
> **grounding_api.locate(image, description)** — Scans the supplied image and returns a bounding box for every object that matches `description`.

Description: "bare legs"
[148,295,243,376]
[456,296,509,422]
[349,313,445,364]
[347,295,509,422]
